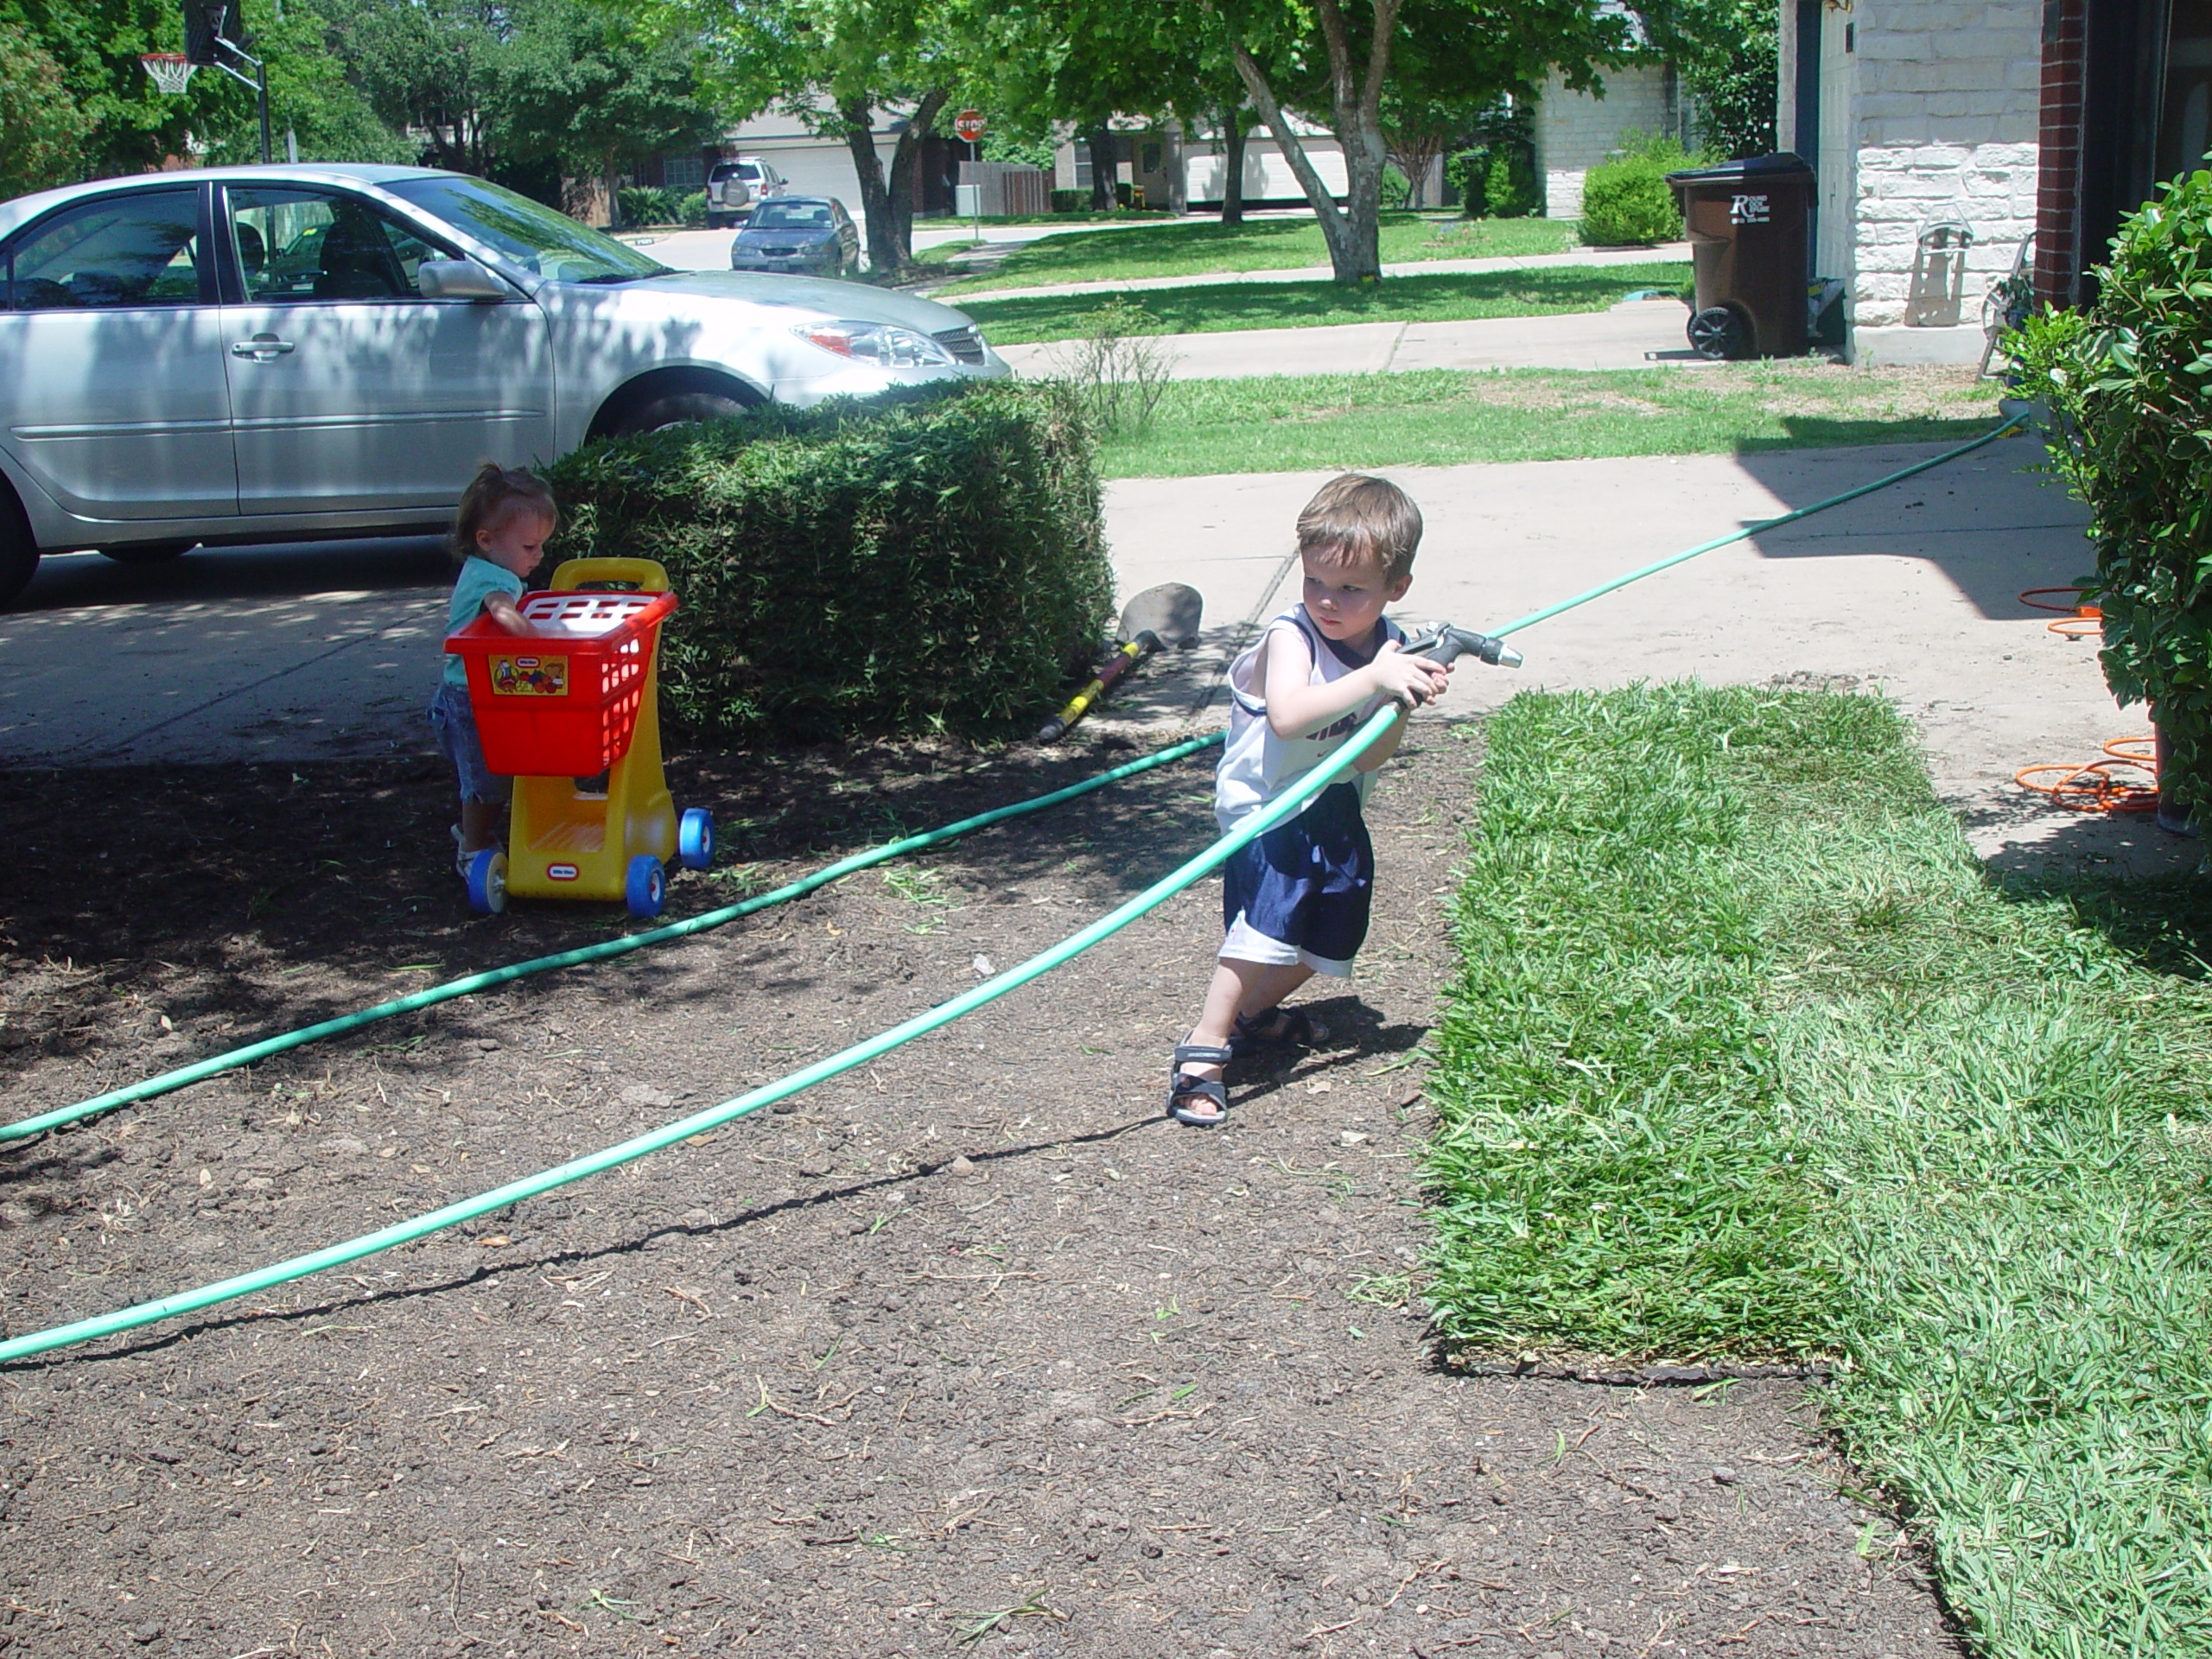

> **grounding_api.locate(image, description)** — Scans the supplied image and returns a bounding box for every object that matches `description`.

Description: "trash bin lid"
[1664,152,1814,187]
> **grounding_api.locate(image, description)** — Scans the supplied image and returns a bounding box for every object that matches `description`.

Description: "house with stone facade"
[1532,62,1693,220]
[1778,0,2043,366]
[1780,0,2212,365]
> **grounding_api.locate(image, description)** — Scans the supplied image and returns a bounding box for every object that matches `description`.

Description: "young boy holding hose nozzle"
[1168,474,1453,1128]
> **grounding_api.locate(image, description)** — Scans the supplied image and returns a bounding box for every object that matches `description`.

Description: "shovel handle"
[1037,634,1159,743]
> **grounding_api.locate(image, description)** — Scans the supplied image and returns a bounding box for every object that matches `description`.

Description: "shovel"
[1037,582,1204,743]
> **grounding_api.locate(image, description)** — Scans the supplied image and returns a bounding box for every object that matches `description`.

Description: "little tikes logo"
[547,863,580,881]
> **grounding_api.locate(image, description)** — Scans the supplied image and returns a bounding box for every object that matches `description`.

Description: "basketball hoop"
[141,52,197,96]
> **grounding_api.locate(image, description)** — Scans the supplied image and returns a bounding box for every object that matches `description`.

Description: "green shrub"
[1380,163,1411,212]
[678,189,708,227]
[1050,188,1084,213]
[616,185,681,226]
[1580,130,1700,245]
[1446,149,1487,218]
[1446,135,1540,219]
[542,381,1114,743]
[1483,141,1540,219]
[2009,165,2212,811]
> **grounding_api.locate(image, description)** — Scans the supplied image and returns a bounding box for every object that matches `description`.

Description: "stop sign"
[953,108,986,142]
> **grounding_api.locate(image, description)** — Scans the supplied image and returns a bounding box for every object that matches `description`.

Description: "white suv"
[706,158,786,229]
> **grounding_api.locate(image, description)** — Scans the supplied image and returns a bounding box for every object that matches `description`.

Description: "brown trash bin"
[1665,153,1816,359]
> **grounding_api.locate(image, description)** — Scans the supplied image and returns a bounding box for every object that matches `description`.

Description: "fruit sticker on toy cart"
[490,655,569,696]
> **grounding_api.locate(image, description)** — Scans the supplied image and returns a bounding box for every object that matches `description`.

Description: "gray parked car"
[0,163,1007,602]
[730,196,861,277]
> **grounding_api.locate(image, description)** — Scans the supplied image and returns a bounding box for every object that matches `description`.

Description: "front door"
[219,185,553,516]
[0,184,238,523]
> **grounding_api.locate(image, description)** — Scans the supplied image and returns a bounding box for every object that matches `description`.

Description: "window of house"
[2159,0,2212,183]
[663,156,704,189]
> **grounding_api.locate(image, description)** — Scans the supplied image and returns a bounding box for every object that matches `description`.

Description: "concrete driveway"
[0,433,2167,876]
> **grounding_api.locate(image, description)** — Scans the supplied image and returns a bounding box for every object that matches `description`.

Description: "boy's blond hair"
[1296,473,1422,584]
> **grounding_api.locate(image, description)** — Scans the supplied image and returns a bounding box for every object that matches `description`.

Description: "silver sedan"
[0,164,1007,602]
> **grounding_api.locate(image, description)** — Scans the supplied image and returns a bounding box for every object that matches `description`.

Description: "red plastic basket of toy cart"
[446,589,677,775]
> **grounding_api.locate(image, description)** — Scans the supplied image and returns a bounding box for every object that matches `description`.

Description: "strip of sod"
[1425,684,2212,1656]
[925,213,1580,292]
[961,264,1688,345]
[1096,363,2002,479]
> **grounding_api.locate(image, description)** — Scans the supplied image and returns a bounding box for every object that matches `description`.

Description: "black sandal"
[1230,1006,1326,1057]
[1167,1044,1233,1128]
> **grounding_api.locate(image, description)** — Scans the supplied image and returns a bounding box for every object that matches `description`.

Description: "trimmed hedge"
[1581,131,1700,245]
[2010,166,2212,811]
[542,380,1115,744]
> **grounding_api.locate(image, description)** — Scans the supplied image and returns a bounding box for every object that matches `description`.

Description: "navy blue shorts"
[1221,782,1373,973]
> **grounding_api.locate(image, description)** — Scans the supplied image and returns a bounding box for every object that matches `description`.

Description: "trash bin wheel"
[466,849,508,915]
[626,855,667,919]
[1688,305,1751,361]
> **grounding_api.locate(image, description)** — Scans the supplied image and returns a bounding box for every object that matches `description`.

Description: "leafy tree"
[2,0,212,175]
[1637,0,1777,158]
[321,0,507,173]
[1216,0,1638,282]
[0,22,94,192]
[497,0,720,223]
[951,3,1248,219]
[701,0,957,271]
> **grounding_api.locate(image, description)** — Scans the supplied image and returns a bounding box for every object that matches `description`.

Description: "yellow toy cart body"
[448,557,713,918]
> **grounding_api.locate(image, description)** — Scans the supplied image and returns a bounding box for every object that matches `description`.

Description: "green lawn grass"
[1427,683,2212,1656]
[925,213,1580,292]
[1095,363,2003,478]
[961,264,1687,346]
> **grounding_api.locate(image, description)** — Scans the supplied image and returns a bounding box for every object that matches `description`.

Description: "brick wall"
[2035,0,2086,305]
[1532,65,1680,219]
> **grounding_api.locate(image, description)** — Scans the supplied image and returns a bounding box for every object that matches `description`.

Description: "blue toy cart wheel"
[625,855,666,918]
[677,808,715,870]
[466,849,507,914]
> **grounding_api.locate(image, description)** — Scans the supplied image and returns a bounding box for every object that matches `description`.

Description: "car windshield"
[386,175,667,284]
[748,202,834,232]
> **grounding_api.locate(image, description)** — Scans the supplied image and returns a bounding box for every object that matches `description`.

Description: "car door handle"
[230,334,296,361]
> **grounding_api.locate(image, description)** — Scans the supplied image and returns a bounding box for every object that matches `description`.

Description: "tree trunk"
[884,86,948,266]
[1086,121,1118,212]
[1219,101,1246,225]
[842,91,949,273]
[1227,0,1400,283]
[840,99,890,269]
[1389,132,1445,209]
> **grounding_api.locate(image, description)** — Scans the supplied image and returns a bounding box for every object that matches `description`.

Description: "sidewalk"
[996,297,1705,380]
[935,240,1689,305]
[0,438,2163,878]
[1089,435,2177,877]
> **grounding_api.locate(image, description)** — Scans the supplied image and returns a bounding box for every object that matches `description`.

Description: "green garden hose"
[0,709,1395,1364]
[0,417,2028,1365]
[0,734,1224,1145]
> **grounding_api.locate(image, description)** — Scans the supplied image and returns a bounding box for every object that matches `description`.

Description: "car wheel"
[0,491,37,608]
[98,540,195,566]
[610,392,751,436]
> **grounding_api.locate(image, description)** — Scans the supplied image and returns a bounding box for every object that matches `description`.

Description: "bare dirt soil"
[0,725,1959,1658]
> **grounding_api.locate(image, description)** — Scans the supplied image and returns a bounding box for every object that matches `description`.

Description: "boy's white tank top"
[1216,606,1405,833]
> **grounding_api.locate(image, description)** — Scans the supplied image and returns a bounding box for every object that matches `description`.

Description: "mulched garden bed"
[0,723,1958,1657]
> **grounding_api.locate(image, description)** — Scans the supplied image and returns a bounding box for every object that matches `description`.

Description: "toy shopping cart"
[444,556,713,918]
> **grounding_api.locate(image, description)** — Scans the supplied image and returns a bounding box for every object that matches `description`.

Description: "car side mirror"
[416,259,511,301]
